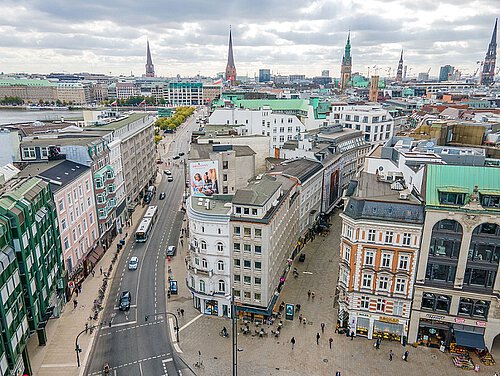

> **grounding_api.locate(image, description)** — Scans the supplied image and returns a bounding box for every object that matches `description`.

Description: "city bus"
[135,218,153,243]
[144,205,158,223]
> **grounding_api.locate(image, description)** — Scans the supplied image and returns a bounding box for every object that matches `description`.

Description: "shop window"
[458,298,490,318]
[439,192,465,205]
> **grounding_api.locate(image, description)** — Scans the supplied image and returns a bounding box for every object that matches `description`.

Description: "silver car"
[128,256,139,270]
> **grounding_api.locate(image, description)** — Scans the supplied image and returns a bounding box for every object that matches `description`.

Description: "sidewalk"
[27,204,148,376]
[166,210,497,375]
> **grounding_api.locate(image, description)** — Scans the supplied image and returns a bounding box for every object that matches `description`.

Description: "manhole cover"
[323,359,328,363]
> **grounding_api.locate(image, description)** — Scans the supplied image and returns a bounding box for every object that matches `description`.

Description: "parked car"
[178,152,185,156]
[166,245,176,256]
[167,176,173,182]
[119,291,131,311]
[128,256,139,270]
[159,192,166,200]
[173,155,180,160]
[164,170,172,175]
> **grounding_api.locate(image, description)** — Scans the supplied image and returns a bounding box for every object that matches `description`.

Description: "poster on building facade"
[189,160,219,197]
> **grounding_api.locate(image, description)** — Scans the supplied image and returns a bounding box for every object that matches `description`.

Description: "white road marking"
[173,343,182,353]
[178,314,203,332]
[87,353,169,375]
[101,320,137,329]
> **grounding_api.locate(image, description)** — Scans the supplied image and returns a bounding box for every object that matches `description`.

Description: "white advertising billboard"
[189,160,219,197]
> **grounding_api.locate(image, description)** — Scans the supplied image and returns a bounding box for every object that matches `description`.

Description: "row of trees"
[0,96,23,105]
[154,106,195,131]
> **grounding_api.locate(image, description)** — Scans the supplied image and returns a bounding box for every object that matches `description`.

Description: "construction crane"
[386,67,392,78]
[427,67,431,75]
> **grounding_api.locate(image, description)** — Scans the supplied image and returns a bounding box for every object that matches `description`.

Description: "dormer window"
[438,191,465,205]
[481,194,500,208]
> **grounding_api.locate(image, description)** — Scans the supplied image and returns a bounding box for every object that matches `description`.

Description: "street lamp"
[145,311,180,343]
[75,322,106,367]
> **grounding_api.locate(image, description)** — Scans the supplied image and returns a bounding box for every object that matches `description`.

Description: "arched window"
[201,240,207,250]
[202,258,208,268]
[199,280,205,292]
[217,242,224,252]
[218,280,225,292]
[217,260,224,271]
[193,237,198,247]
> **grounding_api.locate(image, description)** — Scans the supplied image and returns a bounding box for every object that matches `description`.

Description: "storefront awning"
[454,330,486,350]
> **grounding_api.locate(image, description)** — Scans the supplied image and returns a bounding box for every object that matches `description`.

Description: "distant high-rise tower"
[369,75,379,102]
[145,41,155,77]
[340,32,352,91]
[225,27,237,85]
[480,18,497,86]
[396,50,404,82]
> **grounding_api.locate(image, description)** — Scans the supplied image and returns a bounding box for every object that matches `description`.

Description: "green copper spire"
[342,31,352,65]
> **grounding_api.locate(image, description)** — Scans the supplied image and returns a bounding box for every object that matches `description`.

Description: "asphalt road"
[85,109,203,376]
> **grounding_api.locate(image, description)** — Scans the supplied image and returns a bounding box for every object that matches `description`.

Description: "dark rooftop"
[189,143,256,160]
[38,160,90,192]
[268,158,323,184]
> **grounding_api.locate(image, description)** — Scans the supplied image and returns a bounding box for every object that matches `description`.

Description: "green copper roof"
[233,99,309,113]
[0,78,56,87]
[425,164,500,208]
[0,177,44,210]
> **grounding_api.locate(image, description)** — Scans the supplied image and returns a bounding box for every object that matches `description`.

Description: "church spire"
[145,40,155,77]
[340,30,352,91]
[396,49,404,82]
[480,18,497,86]
[225,26,237,85]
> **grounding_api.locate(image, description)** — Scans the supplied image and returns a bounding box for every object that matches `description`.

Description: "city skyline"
[0,1,498,78]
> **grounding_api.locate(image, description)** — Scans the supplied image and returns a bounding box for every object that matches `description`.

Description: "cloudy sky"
[0,0,498,79]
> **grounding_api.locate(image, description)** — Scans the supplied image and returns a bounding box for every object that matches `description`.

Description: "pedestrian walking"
[78,283,82,293]
[316,332,320,345]
[290,336,296,350]
[329,337,333,349]
[389,350,393,361]
[73,299,78,309]
[298,314,303,322]
[91,269,95,277]
[403,350,409,361]
[307,290,311,300]
[374,338,381,349]
[321,322,325,333]
[350,331,354,340]
[75,288,79,297]
[334,322,339,333]
[180,309,184,317]
[177,308,181,316]
[180,239,184,247]
[336,372,341,376]
[100,266,103,275]
[295,303,301,312]
[311,291,315,300]
[85,322,88,334]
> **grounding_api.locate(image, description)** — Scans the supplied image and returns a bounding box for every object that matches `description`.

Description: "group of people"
[191,168,218,196]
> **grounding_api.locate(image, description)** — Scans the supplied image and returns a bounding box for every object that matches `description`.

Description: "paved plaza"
[169,209,500,376]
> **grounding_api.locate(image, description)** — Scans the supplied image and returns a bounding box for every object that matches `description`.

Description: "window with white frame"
[364,250,374,265]
[61,218,67,231]
[362,274,372,288]
[360,296,370,310]
[58,199,64,211]
[378,275,389,290]
[384,231,393,244]
[398,255,409,270]
[345,225,353,239]
[393,301,404,316]
[217,260,224,271]
[217,242,224,252]
[376,298,386,312]
[40,147,48,159]
[201,258,207,268]
[64,237,70,250]
[395,278,406,293]
[201,240,207,251]
[22,147,36,159]
[218,280,225,292]
[367,229,376,242]
[343,244,351,261]
[402,233,411,246]
[381,253,392,268]
[199,280,205,292]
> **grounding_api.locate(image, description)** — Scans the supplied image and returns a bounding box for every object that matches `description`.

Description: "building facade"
[39,161,99,278]
[167,82,203,106]
[339,105,394,143]
[409,164,500,350]
[338,173,424,343]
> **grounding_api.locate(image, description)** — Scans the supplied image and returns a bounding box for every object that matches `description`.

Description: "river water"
[0,109,83,125]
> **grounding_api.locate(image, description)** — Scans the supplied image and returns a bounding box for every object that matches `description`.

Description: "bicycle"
[193,361,204,368]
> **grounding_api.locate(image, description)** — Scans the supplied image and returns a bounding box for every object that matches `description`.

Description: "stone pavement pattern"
[169,209,500,376]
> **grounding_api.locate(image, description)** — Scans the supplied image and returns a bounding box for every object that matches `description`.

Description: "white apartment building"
[108,139,127,230]
[338,105,394,143]
[208,107,307,152]
[187,196,232,316]
[231,174,299,319]
[268,158,323,237]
